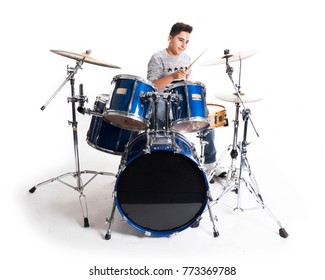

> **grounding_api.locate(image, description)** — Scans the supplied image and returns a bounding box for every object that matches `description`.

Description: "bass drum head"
[115,150,208,236]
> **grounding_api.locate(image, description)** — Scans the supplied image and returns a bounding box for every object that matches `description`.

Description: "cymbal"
[200,50,257,66]
[215,92,263,103]
[50,49,121,69]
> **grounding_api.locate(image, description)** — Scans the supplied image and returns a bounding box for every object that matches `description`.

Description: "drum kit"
[29,48,288,240]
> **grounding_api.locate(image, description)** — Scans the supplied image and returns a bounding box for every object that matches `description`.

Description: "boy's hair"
[169,22,193,37]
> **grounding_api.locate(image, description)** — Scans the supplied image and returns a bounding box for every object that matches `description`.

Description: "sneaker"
[204,162,227,177]
[204,162,215,174]
[213,165,227,178]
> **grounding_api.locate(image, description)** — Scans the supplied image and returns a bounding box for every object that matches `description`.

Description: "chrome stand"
[212,49,288,238]
[215,108,288,238]
[29,57,115,227]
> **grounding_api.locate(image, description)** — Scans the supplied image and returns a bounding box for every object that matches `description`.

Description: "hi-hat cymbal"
[201,50,257,66]
[50,49,121,69]
[215,92,263,103]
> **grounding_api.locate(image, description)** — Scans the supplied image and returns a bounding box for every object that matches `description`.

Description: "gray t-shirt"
[147,49,192,87]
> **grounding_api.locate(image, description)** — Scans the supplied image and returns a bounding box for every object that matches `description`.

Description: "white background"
[1,0,324,279]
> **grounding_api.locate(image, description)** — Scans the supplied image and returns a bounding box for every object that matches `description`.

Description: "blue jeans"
[150,100,217,164]
[203,129,216,164]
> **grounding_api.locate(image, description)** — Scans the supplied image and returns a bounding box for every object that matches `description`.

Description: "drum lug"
[198,164,205,171]
[143,131,152,154]
[173,146,181,154]
[143,147,151,154]
[145,231,152,237]
[171,135,181,154]
[207,190,213,202]
[119,162,127,172]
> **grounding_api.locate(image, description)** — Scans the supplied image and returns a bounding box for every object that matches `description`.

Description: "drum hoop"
[105,110,149,123]
[167,80,206,90]
[112,74,157,90]
[97,94,110,102]
[122,132,201,166]
[207,103,226,110]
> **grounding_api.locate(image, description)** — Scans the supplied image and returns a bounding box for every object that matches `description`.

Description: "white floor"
[5,117,323,279]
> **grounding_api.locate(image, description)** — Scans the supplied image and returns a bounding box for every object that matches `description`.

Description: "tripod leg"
[263,205,289,238]
[243,157,289,238]
[207,191,220,237]
[79,193,89,227]
[29,172,77,193]
[105,200,117,240]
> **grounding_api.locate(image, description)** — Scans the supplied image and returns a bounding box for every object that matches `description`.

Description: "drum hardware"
[152,91,159,133]
[170,92,183,103]
[210,49,288,238]
[104,132,220,240]
[163,92,172,135]
[76,84,88,114]
[196,129,210,167]
[29,51,116,227]
[143,129,152,154]
[83,108,106,117]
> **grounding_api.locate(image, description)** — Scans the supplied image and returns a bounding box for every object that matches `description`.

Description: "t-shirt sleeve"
[147,54,164,82]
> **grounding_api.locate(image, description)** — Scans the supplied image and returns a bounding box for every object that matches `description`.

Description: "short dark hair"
[169,22,193,37]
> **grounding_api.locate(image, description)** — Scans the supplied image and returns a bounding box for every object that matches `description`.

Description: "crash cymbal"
[201,50,257,66]
[215,92,263,103]
[50,49,121,69]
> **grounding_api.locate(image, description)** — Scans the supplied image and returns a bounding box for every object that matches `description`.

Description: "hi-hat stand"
[29,56,115,227]
[212,49,288,238]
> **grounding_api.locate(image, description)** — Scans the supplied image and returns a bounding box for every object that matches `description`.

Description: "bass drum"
[114,133,209,236]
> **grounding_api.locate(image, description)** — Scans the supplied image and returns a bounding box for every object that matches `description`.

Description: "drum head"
[115,151,207,235]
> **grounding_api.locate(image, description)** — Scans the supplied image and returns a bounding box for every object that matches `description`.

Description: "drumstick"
[186,48,208,72]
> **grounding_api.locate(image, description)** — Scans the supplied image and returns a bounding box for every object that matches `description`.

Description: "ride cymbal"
[201,50,257,66]
[50,49,121,69]
[215,92,263,103]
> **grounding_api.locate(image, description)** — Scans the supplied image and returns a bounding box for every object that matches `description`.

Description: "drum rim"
[207,103,226,110]
[115,198,207,236]
[124,132,196,162]
[86,138,123,155]
[170,117,210,133]
[112,74,157,90]
[167,80,206,89]
[104,110,149,130]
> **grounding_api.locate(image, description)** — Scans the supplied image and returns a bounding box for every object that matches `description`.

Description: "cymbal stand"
[213,50,288,238]
[207,49,243,182]
[215,108,288,238]
[29,57,115,227]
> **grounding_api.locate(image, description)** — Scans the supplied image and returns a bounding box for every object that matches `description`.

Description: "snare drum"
[114,132,208,236]
[207,104,229,128]
[87,95,139,155]
[169,81,209,133]
[104,74,157,131]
